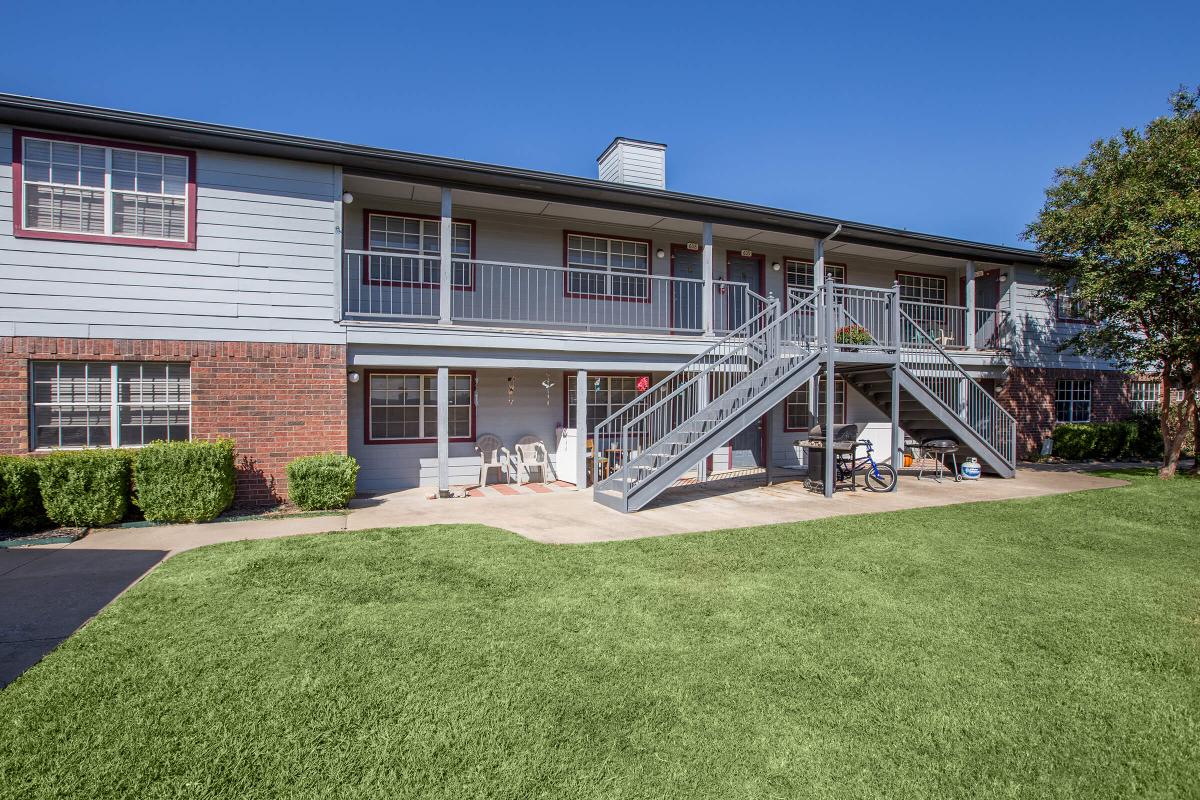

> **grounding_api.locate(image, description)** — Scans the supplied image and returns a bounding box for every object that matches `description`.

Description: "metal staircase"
[592,284,1017,513]
[592,292,823,512]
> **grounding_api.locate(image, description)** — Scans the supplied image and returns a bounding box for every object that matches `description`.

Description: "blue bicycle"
[836,439,897,492]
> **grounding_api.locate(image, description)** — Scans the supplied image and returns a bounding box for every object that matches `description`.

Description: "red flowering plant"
[834,324,873,345]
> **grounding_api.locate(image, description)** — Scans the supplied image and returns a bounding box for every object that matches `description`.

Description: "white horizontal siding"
[0,125,343,344]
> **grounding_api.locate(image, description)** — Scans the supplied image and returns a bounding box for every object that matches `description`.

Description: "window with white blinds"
[18,134,193,244]
[31,362,191,449]
[785,259,847,293]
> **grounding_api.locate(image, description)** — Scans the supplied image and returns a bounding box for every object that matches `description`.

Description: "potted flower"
[834,324,872,350]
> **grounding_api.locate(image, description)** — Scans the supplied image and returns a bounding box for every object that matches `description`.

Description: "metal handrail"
[899,309,1016,466]
[606,292,819,496]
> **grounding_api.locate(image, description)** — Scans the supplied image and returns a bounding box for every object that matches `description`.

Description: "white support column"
[764,407,777,486]
[1007,273,1018,353]
[964,260,977,351]
[890,283,902,490]
[697,371,709,482]
[436,366,449,496]
[438,188,452,325]
[823,283,836,499]
[890,365,901,489]
[701,222,714,335]
[332,166,344,322]
[814,239,826,287]
[575,369,587,491]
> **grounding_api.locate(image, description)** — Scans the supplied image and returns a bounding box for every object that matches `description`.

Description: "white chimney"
[597,138,666,189]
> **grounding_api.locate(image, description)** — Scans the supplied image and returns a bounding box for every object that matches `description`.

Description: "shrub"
[134,439,236,523]
[0,456,46,531]
[1125,411,1165,461]
[1052,422,1137,461]
[286,453,359,511]
[36,450,132,527]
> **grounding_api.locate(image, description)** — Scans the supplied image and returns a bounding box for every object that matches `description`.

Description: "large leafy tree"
[1024,88,1200,477]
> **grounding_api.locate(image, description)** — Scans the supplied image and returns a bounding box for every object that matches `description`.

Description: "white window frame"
[365,212,474,288]
[784,259,847,294]
[897,273,948,305]
[784,378,846,431]
[1055,287,1094,322]
[565,233,651,300]
[1055,379,1092,423]
[1130,380,1161,413]
[17,133,193,245]
[366,372,474,444]
[31,361,191,450]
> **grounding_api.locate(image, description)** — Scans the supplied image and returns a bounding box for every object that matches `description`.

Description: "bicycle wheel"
[863,463,896,492]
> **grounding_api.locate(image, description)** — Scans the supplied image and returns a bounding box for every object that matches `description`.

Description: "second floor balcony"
[340,250,1013,353]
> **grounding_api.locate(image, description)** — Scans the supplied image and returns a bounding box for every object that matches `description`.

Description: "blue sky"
[3,0,1196,246]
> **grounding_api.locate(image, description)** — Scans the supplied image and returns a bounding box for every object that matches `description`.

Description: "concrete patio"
[0,465,1131,687]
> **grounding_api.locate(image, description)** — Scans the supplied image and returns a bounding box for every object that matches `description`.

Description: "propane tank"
[960,457,981,480]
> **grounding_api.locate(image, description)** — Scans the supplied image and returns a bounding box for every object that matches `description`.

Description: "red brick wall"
[0,337,347,505]
[997,367,1134,458]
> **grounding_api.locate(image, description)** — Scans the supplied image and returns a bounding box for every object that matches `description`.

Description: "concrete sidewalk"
[1,465,1129,687]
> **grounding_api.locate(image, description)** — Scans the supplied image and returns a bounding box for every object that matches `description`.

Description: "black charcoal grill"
[918,436,960,483]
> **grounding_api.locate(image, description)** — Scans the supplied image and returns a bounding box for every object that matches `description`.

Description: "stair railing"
[899,309,1017,467]
[591,298,781,486]
[600,292,819,498]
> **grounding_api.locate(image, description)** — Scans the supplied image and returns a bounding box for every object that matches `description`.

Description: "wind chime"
[541,372,556,406]
[506,375,516,405]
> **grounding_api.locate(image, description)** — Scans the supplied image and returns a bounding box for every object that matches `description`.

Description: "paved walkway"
[0,465,1130,687]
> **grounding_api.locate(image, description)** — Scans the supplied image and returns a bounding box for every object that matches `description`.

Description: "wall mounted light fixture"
[656,248,665,259]
[342,192,354,204]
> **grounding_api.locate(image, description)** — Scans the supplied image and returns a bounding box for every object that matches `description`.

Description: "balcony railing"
[899,301,1011,351]
[342,251,771,336]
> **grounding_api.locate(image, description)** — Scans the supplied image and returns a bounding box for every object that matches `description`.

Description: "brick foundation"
[997,367,1134,458]
[0,337,347,505]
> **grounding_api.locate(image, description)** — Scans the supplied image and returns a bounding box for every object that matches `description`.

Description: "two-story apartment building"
[0,95,1145,508]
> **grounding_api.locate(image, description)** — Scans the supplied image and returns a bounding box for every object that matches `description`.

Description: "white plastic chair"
[475,433,508,487]
[513,435,552,485]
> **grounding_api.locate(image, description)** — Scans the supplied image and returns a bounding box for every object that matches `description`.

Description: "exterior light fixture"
[341,192,355,204]
[656,248,665,259]
[771,262,781,271]
[347,371,361,383]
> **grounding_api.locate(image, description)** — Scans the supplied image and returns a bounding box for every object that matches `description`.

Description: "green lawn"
[2,471,1198,799]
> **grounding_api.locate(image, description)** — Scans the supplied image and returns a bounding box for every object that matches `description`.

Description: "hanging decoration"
[506,375,516,404]
[636,375,650,393]
[541,372,556,406]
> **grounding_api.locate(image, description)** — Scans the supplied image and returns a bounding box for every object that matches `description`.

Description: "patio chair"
[513,435,552,485]
[475,433,509,487]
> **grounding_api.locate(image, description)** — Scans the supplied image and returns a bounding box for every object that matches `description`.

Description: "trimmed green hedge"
[134,439,236,523]
[1052,422,1137,461]
[286,453,359,511]
[36,450,132,527]
[0,456,46,531]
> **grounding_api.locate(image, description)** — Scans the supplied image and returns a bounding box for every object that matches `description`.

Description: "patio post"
[696,371,709,482]
[823,281,835,499]
[891,282,902,491]
[436,366,449,496]
[964,260,977,351]
[575,369,587,490]
[764,406,777,486]
[439,188,452,325]
[702,222,714,335]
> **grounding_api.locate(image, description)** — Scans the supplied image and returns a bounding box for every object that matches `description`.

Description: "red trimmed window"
[1055,287,1095,323]
[565,373,647,432]
[13,130,196,249]
[897,273,947,304]
[364,212,474,289]
[564,232,651,300]
[784,378,846,431]
[366,372,474,443]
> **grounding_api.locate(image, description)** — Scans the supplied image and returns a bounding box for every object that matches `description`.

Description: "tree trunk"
[1159,373,1197,479]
